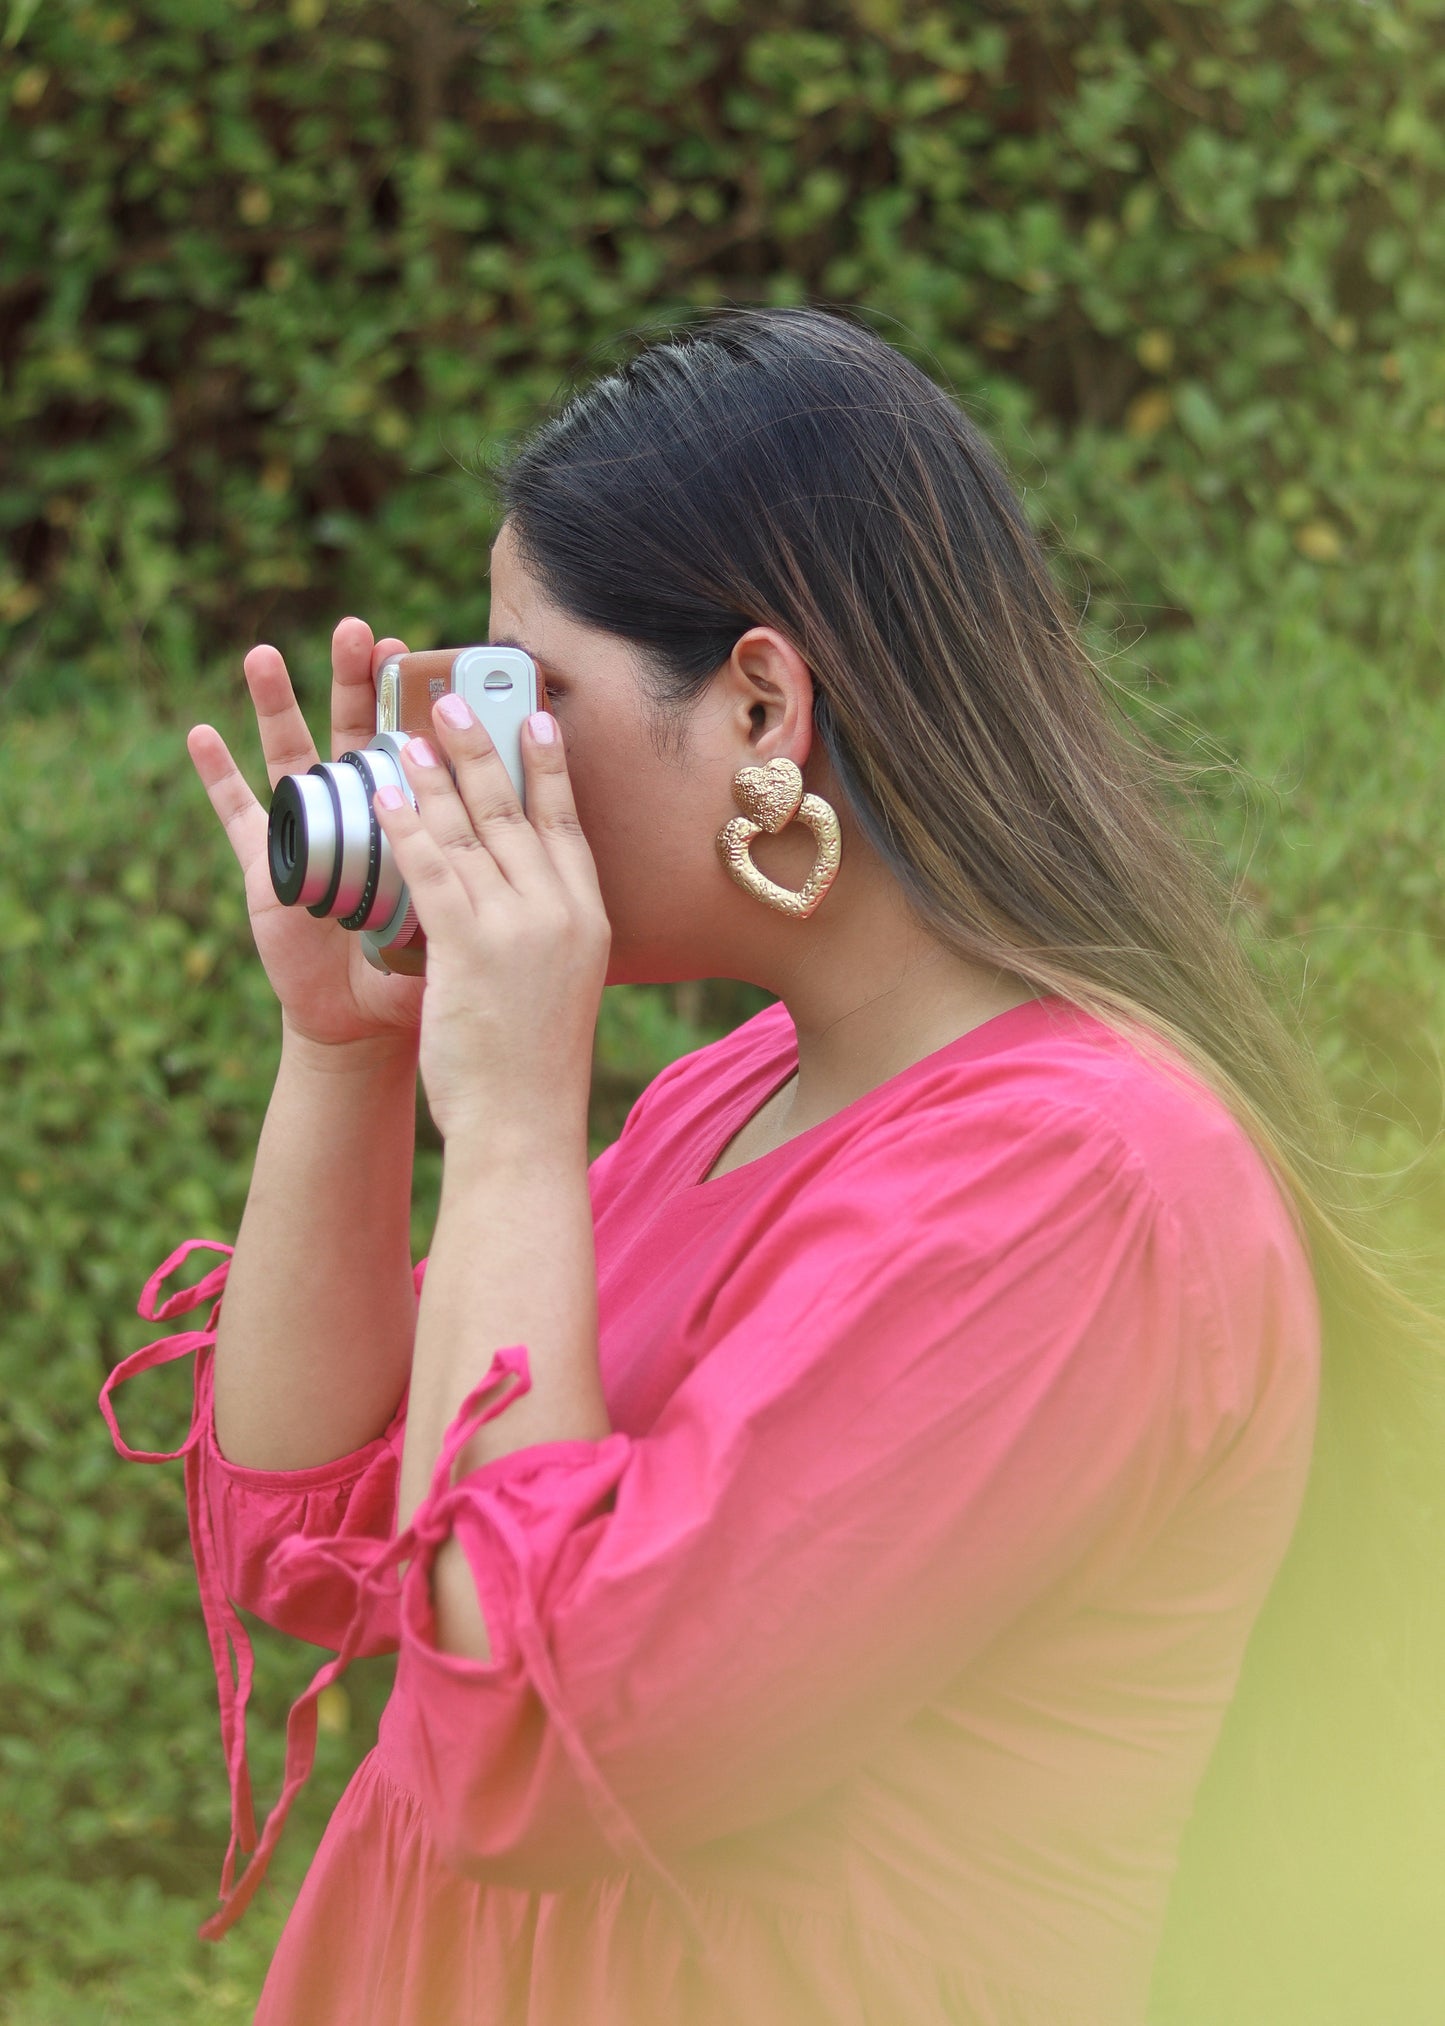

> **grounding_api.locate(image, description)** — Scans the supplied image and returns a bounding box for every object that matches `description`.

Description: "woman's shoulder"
[866,999,1320,1391]
[872,998,1308,1253]
[804,998,1318,1478]
[930,998,1266,1180]
[616,996,1300,1245]
[602,992,1318,1451]
[615,993,1291,1211]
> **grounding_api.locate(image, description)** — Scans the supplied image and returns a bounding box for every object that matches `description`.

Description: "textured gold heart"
[716,793,842,919]
[732,758,804,835]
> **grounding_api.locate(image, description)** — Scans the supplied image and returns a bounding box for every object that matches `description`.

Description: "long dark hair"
[500,306,1443,2010]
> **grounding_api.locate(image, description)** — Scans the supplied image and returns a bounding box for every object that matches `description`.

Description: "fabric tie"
[99,1241,257,1884]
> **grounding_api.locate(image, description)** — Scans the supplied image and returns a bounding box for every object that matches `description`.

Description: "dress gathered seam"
[353,1748,1110,2020]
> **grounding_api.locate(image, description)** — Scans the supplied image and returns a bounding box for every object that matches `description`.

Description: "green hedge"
[6,0,1445,706]
[4,1,1445,2018]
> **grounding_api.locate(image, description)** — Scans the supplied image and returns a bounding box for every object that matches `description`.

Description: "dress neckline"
[689,995,1059,1194]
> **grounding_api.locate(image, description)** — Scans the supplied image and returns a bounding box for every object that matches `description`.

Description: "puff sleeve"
[100,1137,645,1935]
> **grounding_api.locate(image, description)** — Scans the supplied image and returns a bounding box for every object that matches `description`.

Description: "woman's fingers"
[244,644,322,790]
[323,617,379,763]
[397,733,515,901]
[417,697,547,892]
[372,635,408,680]
[411,699,603,911]
[514,711,605,908]
[187,723,266,874]
[323,618,405,763]
[371,784,476,944]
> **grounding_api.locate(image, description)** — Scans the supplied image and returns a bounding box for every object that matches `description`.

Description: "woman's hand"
[187,619,426,1055]
[371,694,610,1148]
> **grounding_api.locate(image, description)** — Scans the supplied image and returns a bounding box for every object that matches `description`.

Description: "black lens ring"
[268,775,311,906]
[303,765,347,918]
[336,750,384,931]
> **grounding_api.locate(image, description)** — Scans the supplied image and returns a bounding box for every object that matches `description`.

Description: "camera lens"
[267,738,413,933]
[268,771,348,910]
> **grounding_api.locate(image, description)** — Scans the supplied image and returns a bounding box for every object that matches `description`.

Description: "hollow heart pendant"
[716,758,842,918]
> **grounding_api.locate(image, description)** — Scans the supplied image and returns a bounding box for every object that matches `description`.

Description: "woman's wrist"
[439,1110,589,1188]
[280,1017,419,1080]
[215,1017,420,1470]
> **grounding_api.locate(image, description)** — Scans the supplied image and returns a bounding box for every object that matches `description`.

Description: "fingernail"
[408,737,438,767]
[436,693,472,728]
[375,785,405,810]
[528,711,557,745]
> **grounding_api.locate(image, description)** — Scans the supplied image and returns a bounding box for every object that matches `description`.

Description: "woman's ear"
[724,627,815,765]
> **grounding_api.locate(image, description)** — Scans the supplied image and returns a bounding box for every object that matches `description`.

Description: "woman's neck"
[763,857,1035,1139]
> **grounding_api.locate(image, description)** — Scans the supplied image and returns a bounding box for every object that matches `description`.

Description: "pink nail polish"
[437,693,471,728]
[374,785,405,810]
[408,737,438,767]
[528,711,557,745]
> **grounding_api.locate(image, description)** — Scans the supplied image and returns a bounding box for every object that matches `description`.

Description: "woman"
[109,309,1337,2023]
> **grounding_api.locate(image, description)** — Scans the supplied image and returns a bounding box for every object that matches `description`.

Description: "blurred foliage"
[5,0,1445,716]
[3,0,1445,2019]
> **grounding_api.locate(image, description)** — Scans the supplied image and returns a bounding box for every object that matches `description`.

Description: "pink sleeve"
[100,1141,639,1937]
[249,1129,636,1650]
[385,1096,1298,1901]
[101,1241,420,1652]
[204,1391,408,1650]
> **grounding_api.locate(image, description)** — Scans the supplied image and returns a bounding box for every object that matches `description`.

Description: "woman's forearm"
[212,1023,420,1470]
[398,1123,609,1659]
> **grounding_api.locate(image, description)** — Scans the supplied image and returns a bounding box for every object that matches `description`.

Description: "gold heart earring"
[716,757,842,918]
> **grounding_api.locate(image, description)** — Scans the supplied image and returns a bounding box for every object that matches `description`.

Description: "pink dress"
[104,998,1319,2025]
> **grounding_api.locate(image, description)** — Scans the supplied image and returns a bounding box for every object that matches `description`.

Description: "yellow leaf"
[1125,389,1172,439]
[1294,520,1343,563]
[1214,248,1280,285]
[373,408,411,452]
[1135,329,1174,374]
[316,1685,350,1735]
[0,583,41,623]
